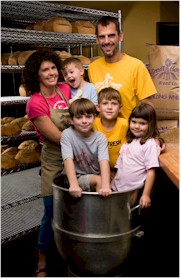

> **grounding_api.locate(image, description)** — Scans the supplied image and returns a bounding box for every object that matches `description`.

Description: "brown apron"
[40,88,69,196]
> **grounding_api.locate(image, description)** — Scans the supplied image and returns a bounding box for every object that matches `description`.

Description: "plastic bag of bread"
[15,148,41,164]
[1,117,16,124]
[1,147,19,169]
[44,17,72,33]
[72,20,95,34]
[18,140,38,150]
[22,120,35,131]
[18,50,36,65]
[8,51,21,66]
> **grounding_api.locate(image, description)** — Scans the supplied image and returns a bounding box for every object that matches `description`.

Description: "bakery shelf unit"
[1,1,121,69]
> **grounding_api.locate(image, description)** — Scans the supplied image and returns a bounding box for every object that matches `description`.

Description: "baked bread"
[33,21,46,31]
[8,51,21,65]
[72,20,95,34]
[1,147,19,169]
[26,24,34,30]
[1,117,16,124]
[11,117,29,130]
[1,53,11,65]
[15,149,41,164]
[44,17,72,33]
[55,50,72,60]
[76,56,91,65]
[19,84,27,96]
[1,117,29,136]
[18,50,35,65]
[1,144,10,153]
[22,119,35,131]
[18,140,38,150]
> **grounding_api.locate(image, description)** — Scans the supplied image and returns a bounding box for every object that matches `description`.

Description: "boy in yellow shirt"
[93,87,128,178]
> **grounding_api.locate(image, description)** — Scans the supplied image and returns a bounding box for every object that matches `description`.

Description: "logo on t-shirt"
[95,73,122,92]
[53,100,67,109]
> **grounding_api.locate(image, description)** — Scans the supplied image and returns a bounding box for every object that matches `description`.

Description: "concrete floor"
[1,168,179,277]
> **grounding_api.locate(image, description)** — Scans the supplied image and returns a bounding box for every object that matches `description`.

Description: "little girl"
[111,103,162,208]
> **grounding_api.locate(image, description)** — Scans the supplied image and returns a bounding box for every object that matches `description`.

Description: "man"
[88,16,157,119]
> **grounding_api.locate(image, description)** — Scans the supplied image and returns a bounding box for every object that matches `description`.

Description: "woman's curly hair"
[22,49,62,95]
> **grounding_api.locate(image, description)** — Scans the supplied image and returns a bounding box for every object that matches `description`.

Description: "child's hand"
[98,186,112,197]
[139,194,151,208]
[69,185,82,198]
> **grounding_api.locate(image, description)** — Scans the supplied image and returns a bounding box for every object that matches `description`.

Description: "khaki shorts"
[77,174,93,192]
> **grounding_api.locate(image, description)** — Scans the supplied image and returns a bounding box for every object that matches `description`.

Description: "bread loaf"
[19,84,27,96]
[18,50,35,65]
[22,120,35,131]
[72,21,95,34]
[15,149,41,164]
[1,117,16,124]
[1,53,11,65]
[1,147,19,169]
[44,17,72,33]
[11,117,29,129]
[1,144,10,153]
[33,21,46,31]
[55,50,72,60]
[26,24,34,30]
[1,123,20,136]
[1,117,29,136]
[8,51,21,65]
[18,140,38,150]
[76,56,91,65]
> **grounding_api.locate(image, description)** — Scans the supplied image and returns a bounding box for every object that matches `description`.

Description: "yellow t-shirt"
[93,117,128,169]
[88,54,157,119]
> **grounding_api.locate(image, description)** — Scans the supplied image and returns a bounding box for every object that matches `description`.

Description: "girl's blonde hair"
[127,103,160,144]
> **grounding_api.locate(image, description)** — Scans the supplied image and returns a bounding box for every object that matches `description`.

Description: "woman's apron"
[40,88,70,196]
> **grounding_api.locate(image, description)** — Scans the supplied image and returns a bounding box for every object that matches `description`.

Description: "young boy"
[93,87,128,177]
[61,57,98,105]
[60,98,112,198]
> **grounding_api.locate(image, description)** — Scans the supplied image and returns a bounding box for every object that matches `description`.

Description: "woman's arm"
[140,168,155,208]
[32,116,61,145]
[64,158,82,197]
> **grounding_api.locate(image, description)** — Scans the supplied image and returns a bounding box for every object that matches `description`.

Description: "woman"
[22,49,71,277]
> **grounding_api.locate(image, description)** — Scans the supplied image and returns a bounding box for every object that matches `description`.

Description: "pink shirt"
[26,83,71,140]
[112,138,161,192]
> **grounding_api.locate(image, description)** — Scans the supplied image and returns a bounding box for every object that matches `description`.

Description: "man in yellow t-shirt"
[88,16,156,120]
[93,87,128,175]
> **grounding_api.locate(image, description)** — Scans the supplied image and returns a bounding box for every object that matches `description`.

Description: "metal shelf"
[1,27,96,48]
[1,1,118,24]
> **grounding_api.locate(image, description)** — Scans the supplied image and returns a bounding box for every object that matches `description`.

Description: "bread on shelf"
[18,50,36,65]
[18,140,38,150]
[8,51,22,66]
[72,20,96,34]
[76,55,91,65]
[44,17,72,33]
